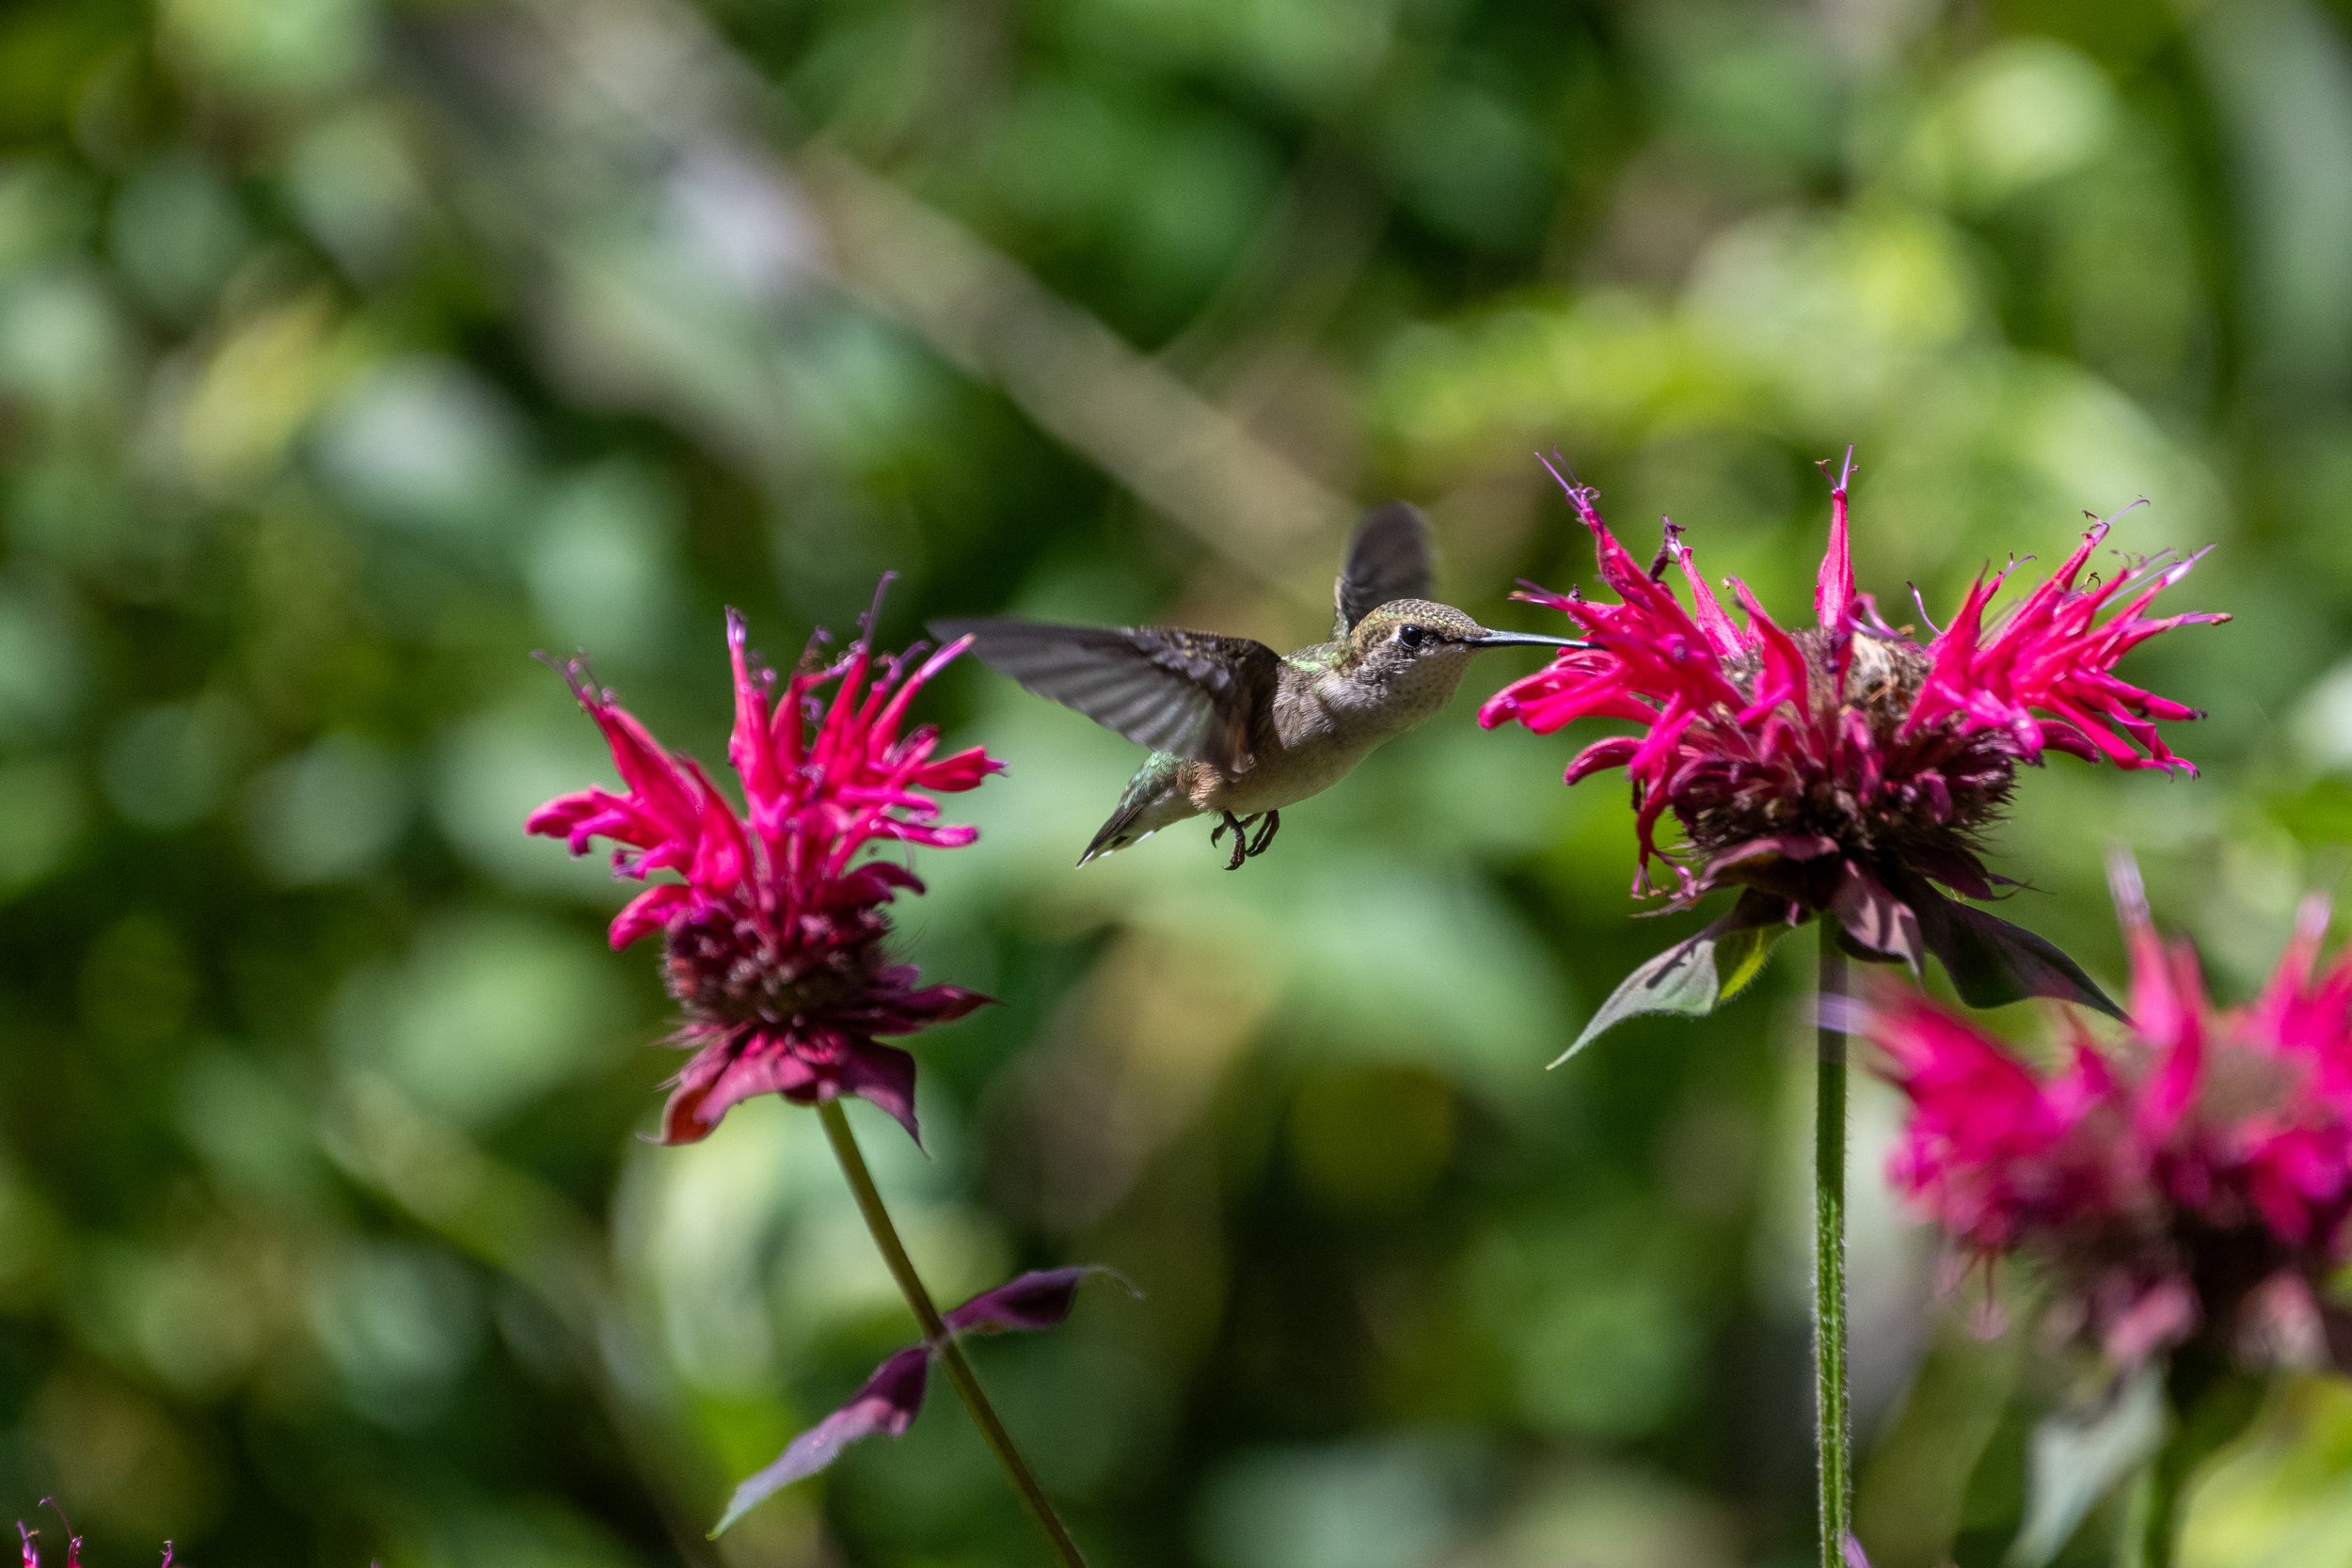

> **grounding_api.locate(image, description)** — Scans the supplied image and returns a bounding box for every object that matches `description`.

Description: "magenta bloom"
[1484,453,2223,1035]
[1872,861,2352,1370]
[715,1267,1124,1531]
[16,1523,72,1568]
[528,583,1002,1144]
[17,1519,170,1568]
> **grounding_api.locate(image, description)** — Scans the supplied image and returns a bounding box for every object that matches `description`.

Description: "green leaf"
[1552,895,1790,1066]
[1903,879,2122,1018]
[1716,923,1779,1001]
[2010,1368,2164,1568]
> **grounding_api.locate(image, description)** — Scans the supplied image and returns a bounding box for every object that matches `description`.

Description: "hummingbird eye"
[1397,623,1428,650]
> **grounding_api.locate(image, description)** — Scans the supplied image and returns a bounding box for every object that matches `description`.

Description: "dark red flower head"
[1483,452,2223,983]
[1869,857,2352,1370]
[528,578,1003,1145]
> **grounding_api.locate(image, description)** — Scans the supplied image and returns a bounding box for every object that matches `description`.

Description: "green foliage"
[1,0,2350,1564]
[1553,894,1788,1065]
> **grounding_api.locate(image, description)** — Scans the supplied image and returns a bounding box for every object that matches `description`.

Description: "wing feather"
[931,618,1281,772]
[1336,501,1436,633]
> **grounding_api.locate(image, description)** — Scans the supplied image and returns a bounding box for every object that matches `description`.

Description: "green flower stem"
[817,1099,1089,1568]
[1816,938,1852,1568]
[2130,1445,2183,1568]
[2131,1350,2263,1568]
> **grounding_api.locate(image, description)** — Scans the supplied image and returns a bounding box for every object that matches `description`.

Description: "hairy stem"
[817,1100,1088,1567]
[1817,939,1852,1568]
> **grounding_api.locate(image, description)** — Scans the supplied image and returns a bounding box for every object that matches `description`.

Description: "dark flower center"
[663,902,887,1027]
[1671,628,2020,886]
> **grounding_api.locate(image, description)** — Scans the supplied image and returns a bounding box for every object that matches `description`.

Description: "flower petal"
[944,1266,1134,1337]
[712,1345,931,1534]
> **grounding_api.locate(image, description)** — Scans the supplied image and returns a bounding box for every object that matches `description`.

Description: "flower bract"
[713,1267,1125,1532]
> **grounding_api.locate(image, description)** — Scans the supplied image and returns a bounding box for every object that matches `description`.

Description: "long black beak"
[1463,631,1584,650]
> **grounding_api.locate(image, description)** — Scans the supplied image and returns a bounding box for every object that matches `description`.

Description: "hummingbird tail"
[1078,755,1191,865]
[1077,800,1151,866]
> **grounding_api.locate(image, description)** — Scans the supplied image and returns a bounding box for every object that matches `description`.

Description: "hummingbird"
[932,502,1581,869]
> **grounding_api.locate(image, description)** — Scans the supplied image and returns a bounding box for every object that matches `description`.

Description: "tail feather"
[1078,760,1184,865]
[1078,797,1152,865]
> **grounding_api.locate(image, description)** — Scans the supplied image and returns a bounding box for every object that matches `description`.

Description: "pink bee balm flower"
[528,580,1003,1144]
[1871,857,2352,1370]
[1483,451,2224,1028]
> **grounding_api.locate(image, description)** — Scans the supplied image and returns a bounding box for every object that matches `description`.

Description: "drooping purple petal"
[713,1345,931,1534]
[713,1266,1131,1534]
[944,1266,1132,1336]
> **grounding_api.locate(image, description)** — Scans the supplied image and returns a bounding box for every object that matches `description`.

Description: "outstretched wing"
[931,618,1282,773]
[1335,501,1436,635]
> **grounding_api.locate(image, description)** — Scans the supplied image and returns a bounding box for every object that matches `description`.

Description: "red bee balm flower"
[1873,858,2352,1370]
[528,583,1002,1144]
[1484,453,2225,1049]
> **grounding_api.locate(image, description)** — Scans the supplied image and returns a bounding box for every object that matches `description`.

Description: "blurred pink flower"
[530,581,1002,1144]
[1872,859,2352,1369]
[16,1517,171,1568]
[1480,454,2222,987]
[715,1267,1125,1530]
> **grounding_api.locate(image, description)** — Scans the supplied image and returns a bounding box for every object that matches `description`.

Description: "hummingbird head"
[1338,599,1582,713]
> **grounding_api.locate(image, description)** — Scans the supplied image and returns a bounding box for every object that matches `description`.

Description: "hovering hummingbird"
[933,503,1581,869]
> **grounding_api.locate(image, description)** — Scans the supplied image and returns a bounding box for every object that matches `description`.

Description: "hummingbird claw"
[1216,811,1258,868]
[1246,811,1280,858]
[1213,810,1279,868]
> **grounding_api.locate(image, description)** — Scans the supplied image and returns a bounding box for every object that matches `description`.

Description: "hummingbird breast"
[1183,646,1475,816]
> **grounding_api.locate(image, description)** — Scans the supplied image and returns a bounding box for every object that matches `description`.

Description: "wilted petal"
[944,1266,1131,1336]
[714,1264,1123,1534]
[713,1346,931,1534]
[831,1040,922,1145]
[658,1028,820,1145]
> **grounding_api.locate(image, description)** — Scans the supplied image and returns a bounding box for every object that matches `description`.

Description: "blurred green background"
[7,0,2352,1563]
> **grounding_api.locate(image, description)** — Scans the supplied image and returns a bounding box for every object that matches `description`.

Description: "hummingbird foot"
[1213,812,1262,870]
[1211,810,1280,868]
[1246,810,1280,858]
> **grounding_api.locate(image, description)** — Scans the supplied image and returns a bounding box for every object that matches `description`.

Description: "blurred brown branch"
[794,147,1346,604]
[433,0,1349,610]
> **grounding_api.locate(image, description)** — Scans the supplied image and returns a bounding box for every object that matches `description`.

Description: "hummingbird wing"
[930,618,1281,774]
[1335,501,1436,636]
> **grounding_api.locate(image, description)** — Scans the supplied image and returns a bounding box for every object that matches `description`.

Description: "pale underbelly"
[1187,744,1369,816]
